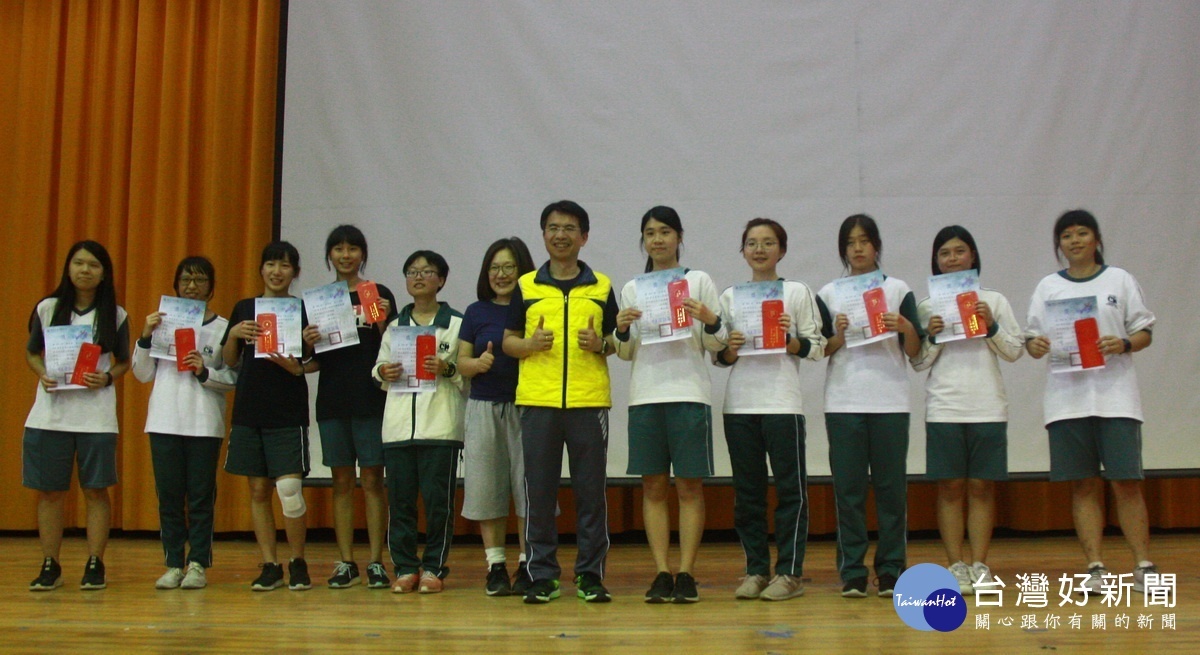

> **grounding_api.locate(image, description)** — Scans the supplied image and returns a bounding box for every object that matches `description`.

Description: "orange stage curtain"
[2,1,1198,538]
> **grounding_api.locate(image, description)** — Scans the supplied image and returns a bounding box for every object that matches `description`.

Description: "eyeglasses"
[544,224,580,235]
[179,276,210,286]
[744,240,778,251]
[406,269,440,279]
[488,264,518,276]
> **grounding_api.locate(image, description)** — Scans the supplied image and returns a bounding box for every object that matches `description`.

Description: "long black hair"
[640,206,684,273]
[931,225,981,276]
[38,240,120,353]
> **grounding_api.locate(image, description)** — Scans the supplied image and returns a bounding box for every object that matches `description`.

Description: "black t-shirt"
[312,283,398,420]
[222,297,310,428]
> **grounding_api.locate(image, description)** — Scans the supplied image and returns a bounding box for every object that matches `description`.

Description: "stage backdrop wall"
[281,1,1200,479]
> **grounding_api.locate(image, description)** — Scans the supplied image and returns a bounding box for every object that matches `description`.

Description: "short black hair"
[540,200,590,234]
[403,250,450,291]
[261,241,301,275]
[930,225,981,276]
[837,213,881,270]
[174,256,216,295]
[476,237,536,301]
[740,218,787,254]
[324,224,369,271]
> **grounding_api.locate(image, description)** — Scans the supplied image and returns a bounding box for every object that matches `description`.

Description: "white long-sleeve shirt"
[912,288,1023,423]
[132,315,236,438]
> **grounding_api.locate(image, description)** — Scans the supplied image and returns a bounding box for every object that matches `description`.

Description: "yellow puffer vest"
[515,263,612,408]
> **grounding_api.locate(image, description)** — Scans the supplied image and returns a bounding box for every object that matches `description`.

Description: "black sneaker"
[366,561,390,589]
[30,557,62,591]
[644,571,674,603]
[671,572,700,604]
[80,556,106,590]
[289,558,312,591]
[486,563,512,596]
[328,561,360,588]
[575,572,611,603]
[251,562,285,591]
[523,578,561,604]
[511,562,532,596]
[875,573,898,597]
[841,577,868,598]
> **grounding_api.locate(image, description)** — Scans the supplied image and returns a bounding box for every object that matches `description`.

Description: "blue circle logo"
[892,563,967,632]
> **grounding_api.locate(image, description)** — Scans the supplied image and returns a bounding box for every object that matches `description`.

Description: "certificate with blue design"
[830,271,893,348]
[633,267,691,345]
[926,270,981,344]
[387,325,438,393]
[151,296,206,359]
[730,280,785,356]
[254,297,303,358]
[303,282,361,354]
[43,325,94,390]
[1045,295,1102,374]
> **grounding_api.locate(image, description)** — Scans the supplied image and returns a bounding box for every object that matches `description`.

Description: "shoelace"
[334,562,353,576]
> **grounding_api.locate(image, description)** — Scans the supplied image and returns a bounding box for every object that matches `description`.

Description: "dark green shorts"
[22,428,117,491]
[318,417,384,468]
[925,422,1008,481]
[225,425,310,479]
[1047,417,1143,481]
[626,402,713,478]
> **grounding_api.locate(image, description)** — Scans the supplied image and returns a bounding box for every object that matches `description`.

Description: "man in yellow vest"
[503,200,618,603]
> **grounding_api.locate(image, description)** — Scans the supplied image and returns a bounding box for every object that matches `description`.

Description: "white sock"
[1088,561,1105,571]
[518,553,527,564]
[1137,560,1154,570]
[485,547,506,566]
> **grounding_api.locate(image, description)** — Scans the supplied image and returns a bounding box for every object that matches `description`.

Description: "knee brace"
[276,477,306,518]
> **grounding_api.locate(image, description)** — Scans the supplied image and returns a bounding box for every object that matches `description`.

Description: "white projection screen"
[281,1,1199,479]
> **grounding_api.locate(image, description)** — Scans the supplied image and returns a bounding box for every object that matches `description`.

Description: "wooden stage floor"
[4,532,1197,653]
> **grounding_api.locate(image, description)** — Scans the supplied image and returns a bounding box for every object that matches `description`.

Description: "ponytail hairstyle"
[930,225,981,276]
[639,205,685,273]
[1053,209,1105,266]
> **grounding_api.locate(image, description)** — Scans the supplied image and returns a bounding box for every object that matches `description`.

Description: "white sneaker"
[1133,564,1157,593]
[1078,565,1108,595]
[156,567,185,589]
[949,561,973,594]
[181,562,207,589]
[734,574,769,599]
[760,574,805,601]
[970,562,993,589]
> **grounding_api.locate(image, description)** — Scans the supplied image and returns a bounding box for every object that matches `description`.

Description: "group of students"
[22,203,1158,606]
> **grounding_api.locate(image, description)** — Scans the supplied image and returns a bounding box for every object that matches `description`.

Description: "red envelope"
[668,278,692,329]
[956,291,987,338]
[415,334,437,380]
[71,342,101,386]
[358,281,384,325]
[761,299,786,349]
[256,313,279,354]
[863,287,888,337]
[1074,317,1104,369]
[175,327,197,372]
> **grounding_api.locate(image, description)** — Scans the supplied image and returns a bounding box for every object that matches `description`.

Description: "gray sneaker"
[181,562,207,590]
[970,562,993,589]
[156,567,185,590]
[1133,564,1157,593]
[734,574,769,600]
[760,574,804,601]
[948,561,973,594]
[1078,565,1108,596]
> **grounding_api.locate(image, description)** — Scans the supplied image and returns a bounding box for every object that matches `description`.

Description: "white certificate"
[302,282,361,354]
[830,271,894,348]
[151,296,206,359]
[1045,295,1102,374]
[926,270,981,344]
[730,281,785,356]
[387,325,438,394]
[254,297,304,358]
[633,267,691,345]
[43,325,93,391]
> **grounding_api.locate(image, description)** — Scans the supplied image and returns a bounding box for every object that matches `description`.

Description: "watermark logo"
[892,563,967,632]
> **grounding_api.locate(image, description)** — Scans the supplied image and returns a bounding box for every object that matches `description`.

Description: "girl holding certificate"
[301,225,397,590]
[1025,209,1157,595]
[613,206,727,604]
[373,250,465,594]
[25,241,130,592]
[911,227,1023,593]
[457,237,537,596]
[714,218,825,602]
[133,256,237,590]
[221,241,316,591]
[817,214,922,599]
